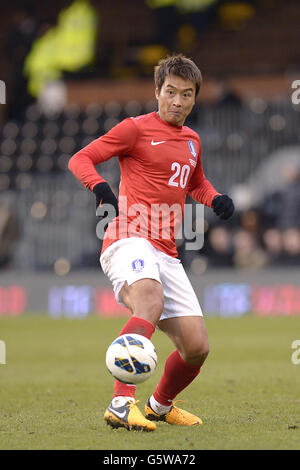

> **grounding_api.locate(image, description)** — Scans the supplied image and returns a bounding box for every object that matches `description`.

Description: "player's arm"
[68,118,138,214]
[187,147,234,220]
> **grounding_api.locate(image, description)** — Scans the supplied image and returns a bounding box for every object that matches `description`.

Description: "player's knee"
[133,292,164,325]
[121,279,164,322]
[144,295,164,320]
[183,342,210,367]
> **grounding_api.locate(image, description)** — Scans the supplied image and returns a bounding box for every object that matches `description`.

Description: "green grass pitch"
[0,314,299,450]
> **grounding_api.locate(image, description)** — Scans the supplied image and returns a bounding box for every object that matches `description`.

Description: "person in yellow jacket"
[24,0,98,98]
[55,0,98,72]
[23,24,62,98]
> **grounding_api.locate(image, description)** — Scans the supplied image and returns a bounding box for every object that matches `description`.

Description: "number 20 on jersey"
[168,162,190,189]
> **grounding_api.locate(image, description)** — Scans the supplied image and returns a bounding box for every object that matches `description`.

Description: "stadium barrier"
[0,268,299,318]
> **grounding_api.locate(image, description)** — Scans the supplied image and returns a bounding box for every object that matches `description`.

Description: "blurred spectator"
[24,0,98,100]
[207,225,233,267]
[278,166,300,230]
[216,87,242,107]
[137,45,169,77]
[174,24,197,56]
[217,1,255,31]
[232,229,268,269]
[281,228,300,265]
[240,208,260,235]
[260,190,283,229]
[0,196,20,268]
[262,228,283,266]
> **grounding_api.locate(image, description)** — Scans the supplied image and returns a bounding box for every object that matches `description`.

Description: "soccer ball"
[105,333,157,384]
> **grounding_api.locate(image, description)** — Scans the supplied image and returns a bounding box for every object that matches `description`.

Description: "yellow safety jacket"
[24,0,97,97]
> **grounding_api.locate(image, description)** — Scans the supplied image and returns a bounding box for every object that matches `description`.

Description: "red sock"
[113,316,155,398]
[153,350,201,406]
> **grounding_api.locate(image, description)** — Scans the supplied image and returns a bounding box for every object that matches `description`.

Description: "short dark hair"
[154,54,202,97]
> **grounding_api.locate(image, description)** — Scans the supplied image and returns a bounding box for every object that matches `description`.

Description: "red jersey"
[68,111,220,257]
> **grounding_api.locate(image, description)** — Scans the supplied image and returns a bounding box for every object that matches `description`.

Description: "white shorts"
[99,237,203,321]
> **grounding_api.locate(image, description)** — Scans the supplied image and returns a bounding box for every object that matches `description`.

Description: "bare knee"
[120,279,164,325]
[138,294,164,321]
[181,342,210,367]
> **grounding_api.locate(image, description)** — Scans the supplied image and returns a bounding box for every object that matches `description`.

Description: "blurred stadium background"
[0,0,300,319]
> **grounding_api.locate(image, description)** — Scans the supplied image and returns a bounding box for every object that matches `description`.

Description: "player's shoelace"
[127,398,140,412]
[127,400,156,431]
[111,397,140,418]
[165,400,202,425]
[169,401,195,422]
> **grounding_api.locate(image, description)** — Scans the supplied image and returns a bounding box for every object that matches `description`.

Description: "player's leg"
[104,278,164,431]
[157,315,209,367]
[144,254,208,425]
[145,316,208,425]
[101,238,164,431]
[112,278,163,398]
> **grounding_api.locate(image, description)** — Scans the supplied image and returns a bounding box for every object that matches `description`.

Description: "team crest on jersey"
[188,140,197,167]
[132,259,145,272]
[188,140,197,159]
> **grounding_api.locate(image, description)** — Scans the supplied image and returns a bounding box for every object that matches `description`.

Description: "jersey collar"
[153,111,183,130]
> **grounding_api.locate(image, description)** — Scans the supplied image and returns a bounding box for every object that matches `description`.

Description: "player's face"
[155,74,196,126]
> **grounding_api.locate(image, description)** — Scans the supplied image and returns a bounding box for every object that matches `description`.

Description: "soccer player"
[68,54,234,431]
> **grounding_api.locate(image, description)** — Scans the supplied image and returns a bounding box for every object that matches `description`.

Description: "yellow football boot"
[104,398,156,431]
[145,399,203,426]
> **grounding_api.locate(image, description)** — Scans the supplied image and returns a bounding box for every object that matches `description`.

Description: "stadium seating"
[1,98,300,270]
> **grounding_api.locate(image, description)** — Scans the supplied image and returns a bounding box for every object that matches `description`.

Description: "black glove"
[93,182,119,218]
[212,195,234,220]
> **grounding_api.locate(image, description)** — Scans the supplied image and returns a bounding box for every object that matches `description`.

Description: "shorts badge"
[132,259,145,272]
